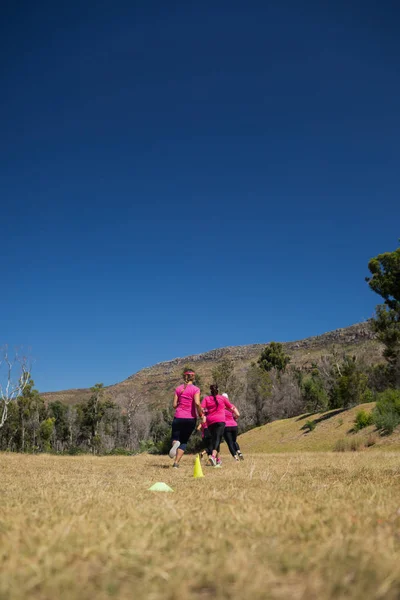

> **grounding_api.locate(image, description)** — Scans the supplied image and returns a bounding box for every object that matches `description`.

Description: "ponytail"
[210,384,219,410]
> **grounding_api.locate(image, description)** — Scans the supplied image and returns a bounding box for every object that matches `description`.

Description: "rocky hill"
[42,322,382,408]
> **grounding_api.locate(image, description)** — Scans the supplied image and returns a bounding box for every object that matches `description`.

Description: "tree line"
[0,241,399,454]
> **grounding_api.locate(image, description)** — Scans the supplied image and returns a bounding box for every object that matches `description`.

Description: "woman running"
[202,384,239,467]
[222,392,244,461]
[169,370,204,468]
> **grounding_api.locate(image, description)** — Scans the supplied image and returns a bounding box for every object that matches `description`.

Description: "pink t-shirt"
[174,384,200,419]
[225,406,238,427]
[202,395,234,426]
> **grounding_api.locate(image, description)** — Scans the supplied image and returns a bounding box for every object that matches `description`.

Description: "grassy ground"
[239,402,400,453]
[1,452,400,599]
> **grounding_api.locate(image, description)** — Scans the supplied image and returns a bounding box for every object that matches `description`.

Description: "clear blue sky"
[1,0,399,392]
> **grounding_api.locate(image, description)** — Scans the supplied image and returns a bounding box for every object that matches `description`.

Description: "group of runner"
[168,370,244,468]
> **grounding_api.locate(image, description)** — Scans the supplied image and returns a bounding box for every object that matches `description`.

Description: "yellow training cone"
[193,454,204,478]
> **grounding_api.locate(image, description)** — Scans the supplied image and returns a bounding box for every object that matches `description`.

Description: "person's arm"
[224,398,240,418]
[194,392,204,418]
[173,393,179,409]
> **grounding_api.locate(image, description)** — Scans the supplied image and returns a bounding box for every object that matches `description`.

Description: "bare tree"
[0,347,31,429]
[119,391,150,450]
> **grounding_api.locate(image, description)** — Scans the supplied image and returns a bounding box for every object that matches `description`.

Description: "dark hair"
[210,384,219,410]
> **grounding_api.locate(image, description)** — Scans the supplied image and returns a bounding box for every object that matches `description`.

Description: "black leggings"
[202,429,213,455]
[208,422,225,453]
[171,418,196,451]
[224,426,240,457]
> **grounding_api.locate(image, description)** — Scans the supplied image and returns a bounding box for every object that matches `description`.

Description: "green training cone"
[148,482,174,492]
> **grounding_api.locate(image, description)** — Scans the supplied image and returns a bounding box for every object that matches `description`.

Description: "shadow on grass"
[300,408,347,431]
[296,413,314,422]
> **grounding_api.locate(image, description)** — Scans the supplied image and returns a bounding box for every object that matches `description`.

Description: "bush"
[333,439,348,452]
[333,438,363,452]
[67,446,86,456]
[108,448,133,456]
[303,420,316,432]
[365,434,377,447]
[373,388,400,434]
[354,409,374,431]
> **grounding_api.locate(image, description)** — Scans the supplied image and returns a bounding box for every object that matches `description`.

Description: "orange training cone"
[193,454,204,478]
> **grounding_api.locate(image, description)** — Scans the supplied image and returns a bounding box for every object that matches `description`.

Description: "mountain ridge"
[42,321,381,407]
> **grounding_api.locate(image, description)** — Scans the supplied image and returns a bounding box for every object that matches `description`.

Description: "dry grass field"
[1,452,400,600]
[240,403,400,453]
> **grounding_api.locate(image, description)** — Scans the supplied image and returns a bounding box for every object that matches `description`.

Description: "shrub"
[365,434,377,447]
[333,438,363,452]
[373,388,400,434]
[303,420,316,432]
[354,409,374,431]
[333,439,348,452]
[67,446,85,456]
[108,448,133,456]
[349,438,363,451]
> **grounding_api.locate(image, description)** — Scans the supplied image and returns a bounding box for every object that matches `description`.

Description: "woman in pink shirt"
[222,392,244,461]
[202,384,239,467]
[169,370,204,468]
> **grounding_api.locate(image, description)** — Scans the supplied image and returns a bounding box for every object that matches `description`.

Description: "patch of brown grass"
[1,452,400,599]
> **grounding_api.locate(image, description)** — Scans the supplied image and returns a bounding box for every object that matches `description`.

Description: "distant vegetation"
[0,241,399,454]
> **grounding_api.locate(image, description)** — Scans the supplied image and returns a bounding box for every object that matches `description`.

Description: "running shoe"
[237,452,244,461]
[169,441,180,459]
[234,455,239,461]
[172,463,179,469]
[209,455,217,467]
[216,458,222,466]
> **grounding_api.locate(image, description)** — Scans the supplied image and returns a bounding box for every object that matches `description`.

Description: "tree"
[366,243,400,387]
[48,401,70,451]
[81,383,109,453]
[121,391,150,451]
[0,347,31,429]
[211,358,234,392]
[301,367,329,413]
[15,377,46,451]
[39,418,55,452]
[258,342,291,374]
[243,364,272,428]
[329,356,372,409]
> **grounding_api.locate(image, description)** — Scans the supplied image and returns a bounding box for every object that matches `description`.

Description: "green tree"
[366,243,400,387]
[40,417,55,452]
[301,367,329,412]
[81,383,109,453]
[258,342,291,374]
[48,401,70,449]
[245,364,272,427]
[211,358,234,392]
[16,378,46,452]
[329,356,372,409]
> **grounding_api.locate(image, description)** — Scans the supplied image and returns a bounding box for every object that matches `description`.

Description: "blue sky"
[1,0,399,392]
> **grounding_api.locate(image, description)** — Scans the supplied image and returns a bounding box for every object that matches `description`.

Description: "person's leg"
[169,419,181,459]
[232,428,244,458]
[201,430,212,458]
[215,423,225,455]
[207,423,218,465]
[173,419,196,466]
[210,423,225,460]
[223,427,238,457]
